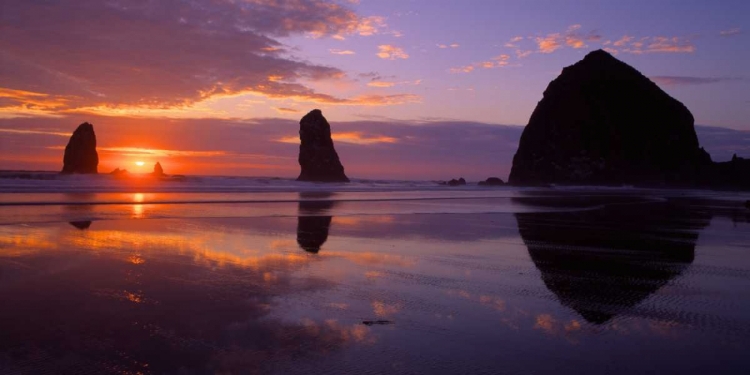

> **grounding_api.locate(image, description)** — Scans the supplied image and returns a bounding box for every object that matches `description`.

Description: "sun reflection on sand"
[0,219,385,373]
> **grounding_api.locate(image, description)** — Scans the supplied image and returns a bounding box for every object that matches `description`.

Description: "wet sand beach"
[1,189,750,374]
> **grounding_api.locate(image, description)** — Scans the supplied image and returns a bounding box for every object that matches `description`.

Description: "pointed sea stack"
[509,50,711,186]
[153,162,165,176]
[297,109,349,182]
[62,122,99,174]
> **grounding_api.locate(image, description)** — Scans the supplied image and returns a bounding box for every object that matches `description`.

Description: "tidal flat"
[1,189,750,374]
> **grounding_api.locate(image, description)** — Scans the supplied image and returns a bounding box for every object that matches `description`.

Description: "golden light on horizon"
[135,161,145,166]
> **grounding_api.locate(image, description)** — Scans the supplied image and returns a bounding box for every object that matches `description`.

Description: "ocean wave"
[0,172,505,194]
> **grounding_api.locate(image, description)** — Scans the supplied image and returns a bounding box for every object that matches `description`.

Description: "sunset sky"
[1,0,749,179]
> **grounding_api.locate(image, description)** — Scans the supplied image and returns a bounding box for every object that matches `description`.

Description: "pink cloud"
[376,45,409,60]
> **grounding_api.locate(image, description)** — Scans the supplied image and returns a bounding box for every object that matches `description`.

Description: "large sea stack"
[297,109,349,182]
[509,50,711,186]
[61,122,99,174]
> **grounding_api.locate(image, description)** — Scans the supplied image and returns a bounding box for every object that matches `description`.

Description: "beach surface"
[1,176,750,374]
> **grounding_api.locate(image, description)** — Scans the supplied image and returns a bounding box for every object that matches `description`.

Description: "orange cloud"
[0,128,69,137]
[376,45,409,60]
[354,16,387,36]
[645,36,695,53]
[534,25,601,53]
[565,36,586,48]
[273,107,301,114]
[277,131,398,145]
[535,33,563,53]
[329,49,356,55]
[47,146,231,158]
[333,132,398,145]
[504,36,524,48]
[0,88,74,118]
[450,54,511,73]
[366,80,421,88]
[367,81,396,88]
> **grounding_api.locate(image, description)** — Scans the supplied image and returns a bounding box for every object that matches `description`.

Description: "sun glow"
[135,161,145,166]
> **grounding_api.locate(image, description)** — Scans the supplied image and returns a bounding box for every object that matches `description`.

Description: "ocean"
[1,173,750,374]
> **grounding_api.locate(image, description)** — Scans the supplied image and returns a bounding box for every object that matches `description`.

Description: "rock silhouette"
[153,162,165,176]
[61,122,99,174]
[509,50,711,186]
[442,177,466,186]
[110,168,128,177]
[478,177,504,186]
[708,154,750,189]
[297,110,349,182]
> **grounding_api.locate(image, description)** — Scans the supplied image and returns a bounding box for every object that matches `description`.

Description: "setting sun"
[135,161,145,166]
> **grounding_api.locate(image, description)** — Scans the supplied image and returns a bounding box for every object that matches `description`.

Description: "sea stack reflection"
[296,193,337,253]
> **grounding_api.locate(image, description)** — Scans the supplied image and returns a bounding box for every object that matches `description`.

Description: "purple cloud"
[651,76,742,86]
[0,0,414,114]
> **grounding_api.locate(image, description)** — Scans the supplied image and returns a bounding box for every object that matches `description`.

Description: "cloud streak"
[450,55,511,74]
[276,131,398,145]
[650,76,742,86]
[719,28,741,37]
[329,49,356,55]
[604,36,695,54]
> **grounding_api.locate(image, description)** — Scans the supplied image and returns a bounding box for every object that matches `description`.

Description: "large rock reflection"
[296,192,337,253]
[514,196,712,324]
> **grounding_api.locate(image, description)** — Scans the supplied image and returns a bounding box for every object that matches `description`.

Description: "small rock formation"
[110,168,129,177]
[61,122,99,174]
[478,177,505,186]
[442,177,466,186]
[153,162,165,176]
[708,154,750,189]
[509,50,710,186]
[297,109,349,182]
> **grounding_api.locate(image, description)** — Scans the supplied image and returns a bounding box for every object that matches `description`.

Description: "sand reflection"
[0,220,374,374]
